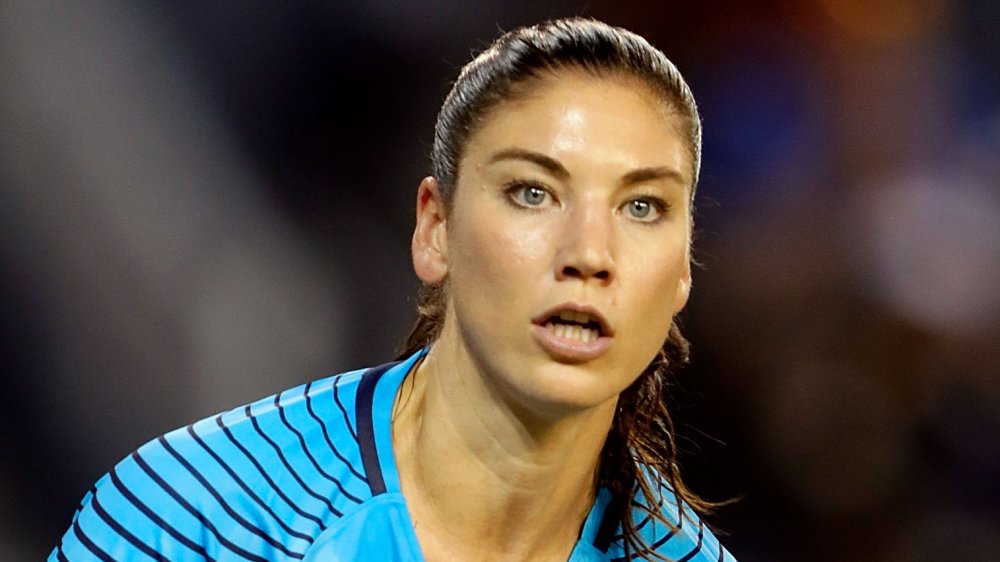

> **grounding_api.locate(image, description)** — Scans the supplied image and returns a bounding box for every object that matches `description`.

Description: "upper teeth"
[559,310,593,325]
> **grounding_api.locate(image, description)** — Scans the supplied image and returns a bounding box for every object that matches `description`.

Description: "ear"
[671,259,692,314]
[412,176,449,284]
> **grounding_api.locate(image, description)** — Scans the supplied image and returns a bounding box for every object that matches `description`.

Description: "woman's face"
[415,70,693,417]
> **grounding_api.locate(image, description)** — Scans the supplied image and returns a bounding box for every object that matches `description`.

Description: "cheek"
[451,216,551,290]
[446,215,553,353]
[624,242,688,325]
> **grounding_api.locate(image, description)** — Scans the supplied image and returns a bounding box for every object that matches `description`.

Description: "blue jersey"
[52,350,736,561]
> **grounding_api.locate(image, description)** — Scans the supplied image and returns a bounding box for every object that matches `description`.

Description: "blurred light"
[855,170,1000,338]
[819,0,945,43]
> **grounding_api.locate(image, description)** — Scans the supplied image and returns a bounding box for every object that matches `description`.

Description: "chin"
[501,362,626,419]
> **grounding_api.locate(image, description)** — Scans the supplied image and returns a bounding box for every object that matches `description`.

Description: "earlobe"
[673,261,692,314]
[412,176,449,284]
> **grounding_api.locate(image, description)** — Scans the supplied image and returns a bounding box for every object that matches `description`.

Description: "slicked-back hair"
[399,17,715,561]
[432,17,701,202]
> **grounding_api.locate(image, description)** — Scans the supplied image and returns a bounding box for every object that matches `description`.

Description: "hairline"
[445,65,699,206]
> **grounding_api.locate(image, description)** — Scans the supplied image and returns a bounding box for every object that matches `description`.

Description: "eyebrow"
[621,166,686,186]
[487,148,569,180]
[486,147,687,187]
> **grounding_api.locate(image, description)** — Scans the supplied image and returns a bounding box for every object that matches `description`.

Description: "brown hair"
[398,17,716,561]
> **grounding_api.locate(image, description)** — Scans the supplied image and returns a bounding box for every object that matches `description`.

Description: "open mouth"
[531,304,613,361]
[538,308,610,343]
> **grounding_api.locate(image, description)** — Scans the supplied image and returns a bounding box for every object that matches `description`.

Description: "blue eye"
[623,197,667,222]
[628,200,652,218]
[506,181,552,208]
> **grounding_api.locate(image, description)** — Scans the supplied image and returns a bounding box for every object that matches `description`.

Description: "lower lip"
[530,323,613,363]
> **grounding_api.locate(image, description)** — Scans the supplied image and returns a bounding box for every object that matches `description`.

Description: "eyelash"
[622,196,671,224]
[502,180,672,223]
[503,180,554,209]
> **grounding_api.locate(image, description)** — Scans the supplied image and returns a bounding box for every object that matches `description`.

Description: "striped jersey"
[51,349,737,561]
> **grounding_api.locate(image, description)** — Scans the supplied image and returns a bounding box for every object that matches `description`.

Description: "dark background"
[2,1,999,559]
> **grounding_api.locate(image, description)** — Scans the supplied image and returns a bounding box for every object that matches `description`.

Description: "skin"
[397,69,693,561]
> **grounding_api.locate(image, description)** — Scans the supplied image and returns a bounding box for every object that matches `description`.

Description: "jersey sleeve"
[49,447,213,562]
[49,370,373,562]
[605,475,739,562]
[48,411,325,561]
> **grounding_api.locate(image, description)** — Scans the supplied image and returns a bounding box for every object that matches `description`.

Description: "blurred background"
[2,1,998,560]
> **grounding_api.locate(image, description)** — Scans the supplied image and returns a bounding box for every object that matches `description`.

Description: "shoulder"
[50,368,375,561]
[607,477,738,562]
[300,493,424,561]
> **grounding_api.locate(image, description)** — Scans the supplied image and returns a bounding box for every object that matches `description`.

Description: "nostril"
[562,266,582,279]
[560,265,611,282]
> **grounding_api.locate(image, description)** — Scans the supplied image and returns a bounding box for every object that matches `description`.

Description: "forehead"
[460,70,692,186]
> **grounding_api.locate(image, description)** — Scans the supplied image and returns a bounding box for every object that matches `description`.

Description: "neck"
[392,341,615,561]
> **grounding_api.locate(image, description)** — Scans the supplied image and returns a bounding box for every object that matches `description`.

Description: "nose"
[555,201,615,284]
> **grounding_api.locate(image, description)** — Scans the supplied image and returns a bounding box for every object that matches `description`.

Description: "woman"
[52,18,737,562]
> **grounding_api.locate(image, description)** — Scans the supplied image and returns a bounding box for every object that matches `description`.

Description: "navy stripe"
[108,469,210,560]
[333,376,358,441]
[274,391,364,504]
[68,487,96,523]
[304,381,367,482]
[610,503,682,562]
[188,423,313,541]
[245,404,343,517]
[611,489,670,541]
[215,415,326,528]
[90,494,169,561]
[647,506,682,550]
[72,518,115,562]
[676,519,705,562]
[356,362,400,496]
[55,545,70,562]
[157,435,306,558]
[594,492,625,552]
[132,451,271,562]
[718,541,726,562]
